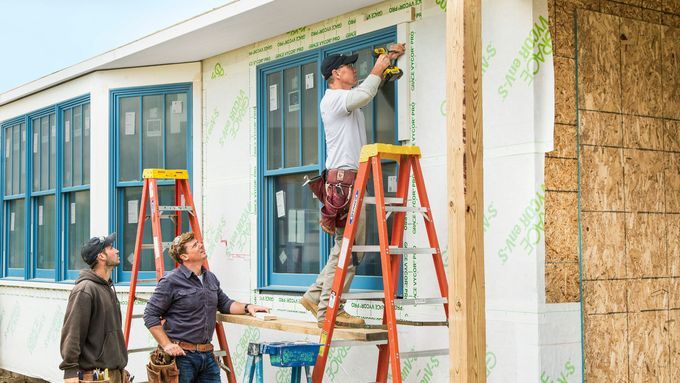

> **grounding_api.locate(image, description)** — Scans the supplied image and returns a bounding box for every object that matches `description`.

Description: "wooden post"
[446,0,486,382]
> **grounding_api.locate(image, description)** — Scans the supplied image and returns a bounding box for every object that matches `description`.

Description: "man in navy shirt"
[144,232,268,382]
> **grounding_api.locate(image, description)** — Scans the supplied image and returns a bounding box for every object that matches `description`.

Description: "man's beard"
[105,257,120,267]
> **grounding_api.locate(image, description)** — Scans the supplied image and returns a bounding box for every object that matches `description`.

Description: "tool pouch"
[320,169,357,233]
[147,347,180,383]
[303,171,326,202]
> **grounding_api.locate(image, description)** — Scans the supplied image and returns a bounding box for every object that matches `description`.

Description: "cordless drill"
[373,47,403,82]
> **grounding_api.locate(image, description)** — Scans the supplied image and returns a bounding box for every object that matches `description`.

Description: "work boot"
[317,310,365,328]
[299,296,319,317]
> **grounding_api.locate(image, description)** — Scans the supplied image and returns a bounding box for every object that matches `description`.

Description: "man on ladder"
[144,231,269,382]
[299,43,405,328]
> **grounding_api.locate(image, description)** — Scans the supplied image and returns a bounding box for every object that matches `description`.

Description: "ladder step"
[342,292,385,300]
[395,297,447,306]
[159,214,177,219]
[400,348,449,359]
[158,205,193,212]
[351,246,437,255]
[141,242,173,250]
[364,196,404,205]
[384,206,428,213]
[396,320,448,327]
[128,346,157,354]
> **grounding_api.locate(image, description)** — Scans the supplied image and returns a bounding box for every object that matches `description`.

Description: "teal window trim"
[0,94,90,281]
[109,83,193,283]
[257,27,399,291]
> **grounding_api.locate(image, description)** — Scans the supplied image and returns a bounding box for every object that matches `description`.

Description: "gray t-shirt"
[321,74,381,170]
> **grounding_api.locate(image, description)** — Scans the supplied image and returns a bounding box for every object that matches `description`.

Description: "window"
[257,27,399,290]
[110,84,192,282]
[0,95,89,280]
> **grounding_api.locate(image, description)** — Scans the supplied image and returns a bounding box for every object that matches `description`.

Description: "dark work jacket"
[59,269,128,379]
[143,265,235,344]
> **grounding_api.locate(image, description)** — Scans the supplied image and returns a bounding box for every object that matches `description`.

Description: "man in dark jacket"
[60,233,128,383]
[144,231,269,382]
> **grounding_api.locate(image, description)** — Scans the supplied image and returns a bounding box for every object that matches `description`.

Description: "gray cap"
[81,233,117,265]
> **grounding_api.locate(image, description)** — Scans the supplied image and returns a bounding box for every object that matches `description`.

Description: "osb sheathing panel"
[623,115,664,150]
[584,313,628,382]
[627,278,669,311]
[665,0,680,14]
[545,263,580,303]
[624,149,665,213]
[548,123,577,158]
[581,211,626,280]
[671,310,680,382]
[628,311,671,382]
[626,213,667,278]
[583,280,627,313]
[580,146,624,211]
[663,12,680,28]
[545,158,578,191]
[669,214,680,276]
[579,110,623,146]
[662,26,680,119]
[545,191,578,262]
[665,153,680,213]
[665,120,680,151]
[643,0,664,11]
[555,5,576,58]
[554,57,576,124]
[671,278,680,309]
[601,1,644,21]
[577,11,621,112]
[621,19,663,117]
[642,8,664,24]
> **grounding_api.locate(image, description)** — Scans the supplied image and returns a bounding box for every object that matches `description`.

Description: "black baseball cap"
[321,53,358,80]
[81,233,117,265]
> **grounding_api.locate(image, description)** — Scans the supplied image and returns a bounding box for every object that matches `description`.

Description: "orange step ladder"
[122,168,237,383]
[312,144,449,383]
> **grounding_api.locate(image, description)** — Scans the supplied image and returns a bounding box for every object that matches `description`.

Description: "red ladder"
[122,168,237,383]
[312,144,449,383]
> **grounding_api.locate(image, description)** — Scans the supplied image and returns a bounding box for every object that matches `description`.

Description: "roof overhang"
[0,0,383,106]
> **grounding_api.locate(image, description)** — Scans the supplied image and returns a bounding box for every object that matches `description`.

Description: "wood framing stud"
[446,0,486,381]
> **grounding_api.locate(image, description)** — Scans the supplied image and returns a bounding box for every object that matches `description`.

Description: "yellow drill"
[373,47,403,82]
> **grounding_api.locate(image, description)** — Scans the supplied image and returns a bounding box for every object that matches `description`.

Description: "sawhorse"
[244,342,320,383]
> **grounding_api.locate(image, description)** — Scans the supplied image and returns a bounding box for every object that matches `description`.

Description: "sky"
[0,0,230,94]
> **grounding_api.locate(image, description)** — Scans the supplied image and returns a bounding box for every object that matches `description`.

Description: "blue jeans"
[176,350,221,383]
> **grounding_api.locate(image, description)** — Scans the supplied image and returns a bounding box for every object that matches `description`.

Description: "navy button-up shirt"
[143,265,235,344]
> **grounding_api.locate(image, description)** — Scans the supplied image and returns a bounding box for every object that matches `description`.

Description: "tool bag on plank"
[146,347,179,383]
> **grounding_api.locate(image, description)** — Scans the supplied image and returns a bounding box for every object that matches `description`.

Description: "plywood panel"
[628,311,671,382]
[623,115,664,150]
[584,313,628,382]
[627,278,669,312]
[577,11,621,112]
[665,153,680,213]
[626,212,668,278]
[621,19,663,117]
[582,211,626,279]
[668,214,680,277]
[664,1,680,17]
[548,123,577,158]
[584,280,627,313]
[555,5,575,58]
[662,13,680,28]
[624,149,665,213]
[579,110,623,146]
[545,158,578,191]
[665,120,680,152]
[661,26,680,119]
[545,262,580,303]
[546,191,578,262]
[670,278,680,309]
[601,1,644,21]
[642,0,664,11]
[670,310,680,382]
[641,8,663,24]
[580,146,625,211]
[555,57,576,124]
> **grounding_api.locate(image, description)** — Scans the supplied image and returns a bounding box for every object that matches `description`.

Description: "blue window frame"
[257,27,399,291]
[1,95,90,281]
[109,83,192,283]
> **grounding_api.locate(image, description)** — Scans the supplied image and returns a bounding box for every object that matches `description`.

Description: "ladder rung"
[384,206,428,213]
[351,246,437,255]
[342,292,385,300]
[400,348,449,359]
[159,214,177,219]
[396,320,448,327]
[364,196,404,205]
[158,205,193,212]
[135,279,158,284]
[130,313,145,319]
[330,339,387,347]
[394,297,448,306]
[128,346,157,354]
[141,242,173,250]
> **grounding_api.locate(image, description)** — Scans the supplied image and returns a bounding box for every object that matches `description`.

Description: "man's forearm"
[148,325,172,347]
[346,75,381,111]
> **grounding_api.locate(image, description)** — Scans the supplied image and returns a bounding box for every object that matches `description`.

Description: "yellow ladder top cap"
[143,169,189,179]
[359,144,421,162]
